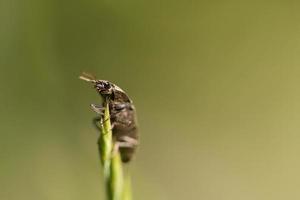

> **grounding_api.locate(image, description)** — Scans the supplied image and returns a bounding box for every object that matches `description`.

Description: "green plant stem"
[97,100,129,200]
[122,172,132,200]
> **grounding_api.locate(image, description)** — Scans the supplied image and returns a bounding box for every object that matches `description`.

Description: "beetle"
[79,73,138,163]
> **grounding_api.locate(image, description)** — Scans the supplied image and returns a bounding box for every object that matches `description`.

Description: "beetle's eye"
[104,82,110,89]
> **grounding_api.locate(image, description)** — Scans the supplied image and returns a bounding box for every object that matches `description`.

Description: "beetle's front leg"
[91,104,105,115]
[93,117,116,131]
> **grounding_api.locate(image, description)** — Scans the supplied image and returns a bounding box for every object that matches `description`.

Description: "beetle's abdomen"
[109,102,138,163]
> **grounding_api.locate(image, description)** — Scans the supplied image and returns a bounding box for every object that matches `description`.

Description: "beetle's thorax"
[95,80,131,103]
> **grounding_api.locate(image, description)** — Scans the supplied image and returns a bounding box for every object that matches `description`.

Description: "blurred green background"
[1,0,300,199]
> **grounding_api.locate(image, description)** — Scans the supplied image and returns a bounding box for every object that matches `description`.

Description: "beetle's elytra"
[80,73,138,163]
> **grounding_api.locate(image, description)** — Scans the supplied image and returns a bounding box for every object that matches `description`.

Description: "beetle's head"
[95,80,113,95]
[79,73,113,97]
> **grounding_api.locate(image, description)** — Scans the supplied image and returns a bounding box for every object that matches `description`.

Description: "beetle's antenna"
[79,72,97,83]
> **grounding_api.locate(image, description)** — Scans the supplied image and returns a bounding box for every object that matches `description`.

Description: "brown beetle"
[80,73,138,163]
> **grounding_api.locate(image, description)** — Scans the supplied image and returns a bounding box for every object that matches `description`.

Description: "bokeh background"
[1,1,300,200]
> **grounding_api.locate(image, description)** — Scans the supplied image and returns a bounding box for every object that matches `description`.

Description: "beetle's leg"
[90,104,105,115]
[92,116,102,131]
[93,117,116,133]
[119,136,138,146]
[113,103,127,111]
[112,136,138,156]
[91,104,112,127]
[110,122,115,130]
[102,117,110,123]
[92,103,117,124]
[113,102,134,111]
